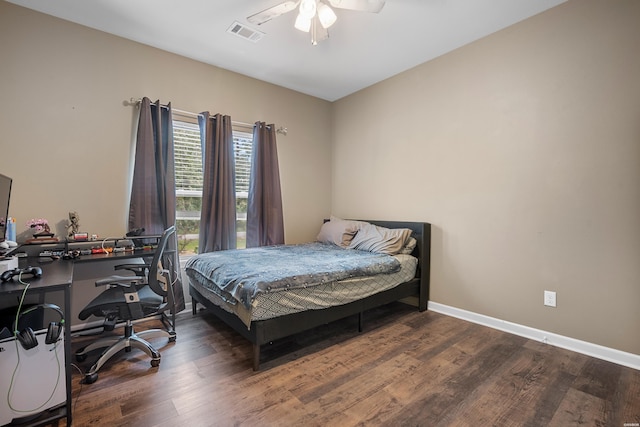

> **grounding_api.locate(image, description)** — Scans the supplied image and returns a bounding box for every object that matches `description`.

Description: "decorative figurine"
[67,211,80,240]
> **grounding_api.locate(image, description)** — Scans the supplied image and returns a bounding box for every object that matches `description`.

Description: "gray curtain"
[197,112,237,253]
[246,122,284,247]
[129,97,185,312]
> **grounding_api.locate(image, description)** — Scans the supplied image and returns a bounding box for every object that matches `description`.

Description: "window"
[234,132,253,249]
[173,120,253,255]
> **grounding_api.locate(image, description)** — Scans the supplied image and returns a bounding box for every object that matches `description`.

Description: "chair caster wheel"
[151,359,160,368]
[83,373,98,384]
[169,335,177,343]
[75,352,87,362]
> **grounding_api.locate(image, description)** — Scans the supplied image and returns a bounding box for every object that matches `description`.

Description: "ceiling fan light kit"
[247,0,385,45]
[294,13,311,32]
[299,0,317,19]
[317,3,338,29]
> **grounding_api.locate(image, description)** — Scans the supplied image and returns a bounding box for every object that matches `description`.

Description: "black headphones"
[13,303,65,350]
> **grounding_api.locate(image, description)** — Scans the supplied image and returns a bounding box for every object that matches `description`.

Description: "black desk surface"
[1,245,158,291]
[0,259,73,296]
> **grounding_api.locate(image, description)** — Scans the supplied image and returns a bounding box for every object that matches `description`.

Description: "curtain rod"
[128,98,288,135]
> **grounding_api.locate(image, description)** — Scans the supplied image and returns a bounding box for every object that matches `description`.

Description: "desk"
[12,236,168,330]
[1,234,178,426]
[0,260,73,427]
[14,235,161,262]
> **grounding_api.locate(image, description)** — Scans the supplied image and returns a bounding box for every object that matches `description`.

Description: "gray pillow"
[349,223,413,255]
[316,218,359,247]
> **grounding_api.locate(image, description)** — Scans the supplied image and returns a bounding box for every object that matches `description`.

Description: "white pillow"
[399,237,417,255]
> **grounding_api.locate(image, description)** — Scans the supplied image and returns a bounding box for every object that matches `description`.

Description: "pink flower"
[26,218,49,233]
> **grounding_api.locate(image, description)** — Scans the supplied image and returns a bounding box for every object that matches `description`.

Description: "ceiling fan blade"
[328,0,385,13]
[247,1,300,25]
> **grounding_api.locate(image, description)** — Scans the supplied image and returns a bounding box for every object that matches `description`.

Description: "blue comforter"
[185,242,400,309]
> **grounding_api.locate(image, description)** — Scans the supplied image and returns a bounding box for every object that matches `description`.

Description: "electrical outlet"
[544,290,557,307]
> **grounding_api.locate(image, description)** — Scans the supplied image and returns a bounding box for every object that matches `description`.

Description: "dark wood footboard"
[190,220,431,370]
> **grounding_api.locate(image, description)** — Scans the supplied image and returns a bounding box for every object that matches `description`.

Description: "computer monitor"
[0,173,12,242]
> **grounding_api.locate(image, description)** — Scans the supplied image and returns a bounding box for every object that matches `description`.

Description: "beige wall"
[2,1,639,356]
[0,2,332,245]
[332,0,640,355]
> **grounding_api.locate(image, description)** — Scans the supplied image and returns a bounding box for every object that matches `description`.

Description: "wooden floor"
[66,303,640,426]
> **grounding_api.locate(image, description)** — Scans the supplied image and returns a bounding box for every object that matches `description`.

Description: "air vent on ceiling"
[227,21,265,43]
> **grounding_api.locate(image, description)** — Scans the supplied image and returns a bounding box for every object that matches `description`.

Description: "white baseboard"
[428,301,640,371]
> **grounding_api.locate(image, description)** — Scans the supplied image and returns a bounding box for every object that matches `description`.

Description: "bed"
[187,218,431,370]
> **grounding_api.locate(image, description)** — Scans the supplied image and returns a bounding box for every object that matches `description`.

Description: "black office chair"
[75,225,178,384]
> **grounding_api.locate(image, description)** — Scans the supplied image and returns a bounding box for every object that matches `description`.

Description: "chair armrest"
[95,275,145,287]
[115,262,149,270]
[115,262,150,276]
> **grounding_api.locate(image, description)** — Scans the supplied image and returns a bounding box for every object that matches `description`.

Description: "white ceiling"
[8,0,566,101]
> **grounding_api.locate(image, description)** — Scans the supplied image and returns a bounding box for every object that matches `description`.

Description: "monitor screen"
[0,173,12,242]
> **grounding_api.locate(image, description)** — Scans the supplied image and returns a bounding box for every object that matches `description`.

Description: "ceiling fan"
[247,0,386,45]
